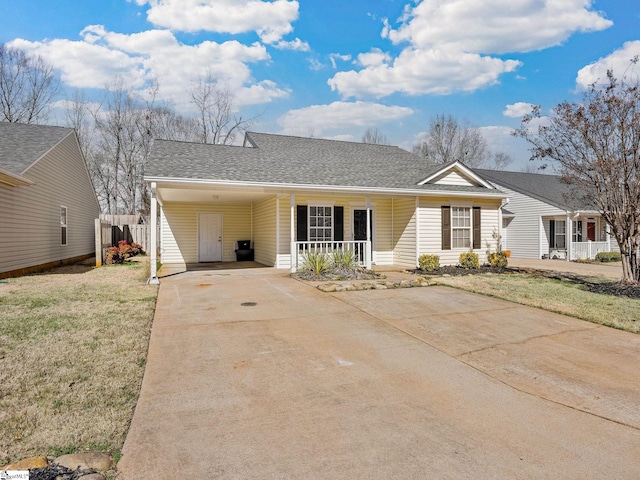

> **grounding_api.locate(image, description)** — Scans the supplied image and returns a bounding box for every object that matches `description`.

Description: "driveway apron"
[118,268,640,479]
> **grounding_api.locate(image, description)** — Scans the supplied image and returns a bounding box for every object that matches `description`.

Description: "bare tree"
[190,74,255,144]
[361,127,390,145]
[516,71,640,284]
[413,114,488,167]
[485,151,513,170]
[0,44,59,124]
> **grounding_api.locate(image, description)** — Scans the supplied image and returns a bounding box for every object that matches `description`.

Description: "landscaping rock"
[78,474,106,480]
[54,452,113,472]
[1,455,48,470]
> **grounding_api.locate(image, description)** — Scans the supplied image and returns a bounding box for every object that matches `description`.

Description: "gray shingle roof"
[0,122,73,174]
[147,132,498,194]
[475,168,595,211]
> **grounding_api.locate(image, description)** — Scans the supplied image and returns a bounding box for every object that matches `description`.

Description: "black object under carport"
[235,240,254,261]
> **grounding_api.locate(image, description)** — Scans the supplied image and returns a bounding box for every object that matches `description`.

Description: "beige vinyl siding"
[0,132,100,275]
[160,202,251,265]
[496,184,565,259]
[276,196,291,268]
[371,198,393,265]
[392,198,417,269]
[416,197,501,265]
[253,197,277,266]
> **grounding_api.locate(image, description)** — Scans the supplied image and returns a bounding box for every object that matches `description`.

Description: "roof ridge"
[246,131,403,149]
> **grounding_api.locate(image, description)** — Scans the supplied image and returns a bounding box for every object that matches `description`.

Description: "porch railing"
[571,241,609,260]
[290,241,371,272]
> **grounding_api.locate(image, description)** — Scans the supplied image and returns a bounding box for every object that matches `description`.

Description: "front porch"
[544,214,613,261]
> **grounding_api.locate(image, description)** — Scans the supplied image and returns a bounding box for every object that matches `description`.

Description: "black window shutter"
[441,206,451,250]
[549,220,555,248]
[473,207,481,249]
[296,205,308,241]
[334,206,344,241]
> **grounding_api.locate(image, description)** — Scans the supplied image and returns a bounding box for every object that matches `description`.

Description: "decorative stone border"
[317,277,433,292]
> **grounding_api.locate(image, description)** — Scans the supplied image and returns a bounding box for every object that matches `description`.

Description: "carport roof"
[146,132,502,195]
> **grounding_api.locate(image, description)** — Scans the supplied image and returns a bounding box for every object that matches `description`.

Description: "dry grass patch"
[433,273,640,334]
[0,261,157,465]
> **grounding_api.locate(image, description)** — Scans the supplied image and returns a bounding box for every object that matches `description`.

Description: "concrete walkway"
[118,267,640,479]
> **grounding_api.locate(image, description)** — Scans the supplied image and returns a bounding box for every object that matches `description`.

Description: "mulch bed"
[411,265,512,276]
[414,264,640,299]
[29,464,96,480]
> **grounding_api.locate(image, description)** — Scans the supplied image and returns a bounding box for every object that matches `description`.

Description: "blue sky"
[1,0,639,170]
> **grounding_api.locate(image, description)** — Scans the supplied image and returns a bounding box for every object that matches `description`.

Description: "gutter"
[143,176,508,200]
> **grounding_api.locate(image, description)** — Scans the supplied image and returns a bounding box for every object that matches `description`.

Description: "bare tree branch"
[516,70,640,284]
[0,44,59,124]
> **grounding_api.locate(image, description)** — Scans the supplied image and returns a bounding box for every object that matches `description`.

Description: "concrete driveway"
[118,268,640,479]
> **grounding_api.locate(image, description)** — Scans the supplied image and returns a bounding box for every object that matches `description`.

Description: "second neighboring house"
[0,122,101,278]
[476,169,618,261]
[145,132,508,280]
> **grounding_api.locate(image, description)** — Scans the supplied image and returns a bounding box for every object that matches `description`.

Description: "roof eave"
[145,176,507,199]
[0,168,34,186]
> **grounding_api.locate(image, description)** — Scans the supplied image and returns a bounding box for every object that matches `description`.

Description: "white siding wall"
[276,196,291,268]
[498,185,565,259]
[0,133,100,275]
[253,197,277,266]
[417,197,501,266]
[160,202,252,265]
[434,171,475,186]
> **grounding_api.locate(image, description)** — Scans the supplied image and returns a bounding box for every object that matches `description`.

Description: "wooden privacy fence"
[95,219,151,266]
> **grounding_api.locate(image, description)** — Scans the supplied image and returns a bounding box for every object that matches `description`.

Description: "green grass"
[0,261,158,466]
[433,273,640,334]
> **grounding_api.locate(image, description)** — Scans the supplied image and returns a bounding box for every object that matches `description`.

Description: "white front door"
[198,213,223,262]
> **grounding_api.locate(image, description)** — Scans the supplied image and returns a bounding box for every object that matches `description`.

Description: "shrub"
[418,254,440,272]
[595,251,621,262]
[487,251,508,268]
[331,249,357,270]
[459,251,480,269]
[105,240,145,264]
[300,251,330,275]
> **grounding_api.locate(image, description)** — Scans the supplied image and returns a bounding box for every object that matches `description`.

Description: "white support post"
[415,197,420,268]
[290,194,296,273]
[606,223,611,252]
[275,196,280,268]
[365,196,372,269]
[566,214,572,261]
[148,182,160,284]
[95,218,102,267]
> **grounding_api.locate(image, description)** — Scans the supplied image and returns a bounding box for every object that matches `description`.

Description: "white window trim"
[60,205,68,246]
[451,206,472,249]
[308,205,333,242]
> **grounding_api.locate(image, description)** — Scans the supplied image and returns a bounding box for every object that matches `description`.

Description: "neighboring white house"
[476,169,618,261]
[144,132,509,282]
[0,122,100,278]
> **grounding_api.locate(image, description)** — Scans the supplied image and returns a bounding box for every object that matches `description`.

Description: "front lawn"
[0,261,158,466]
[433,272,640,334]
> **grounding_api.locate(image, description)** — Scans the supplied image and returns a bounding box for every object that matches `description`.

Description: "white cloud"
[385,0,612,54]
[576,41,640,88]
[329,0,611,99]
[278,101,413,137]
[329,48,521,98]
[9,27,287,112]
[503,102,535,118]
[273,37,310,51]
[329,53,351,69]
[135,0,299,43]
[355,48,391,68]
